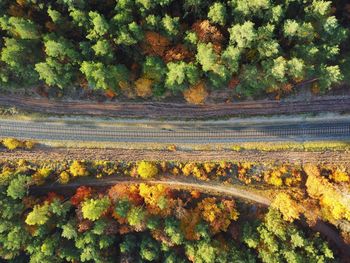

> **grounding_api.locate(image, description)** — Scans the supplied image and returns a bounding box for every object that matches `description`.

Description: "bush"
[69,161,89,177]
[137,161,158,179]
[2,138,23,150]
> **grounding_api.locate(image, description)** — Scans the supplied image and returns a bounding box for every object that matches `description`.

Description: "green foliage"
[208,2,227,26]
[61,221,78,240]
[229,21,256,49]
[0,38,40,85]
[0,16,40,39]
[140,236,160,261]
[142,56,167,83]
[127,206,146,227]
[114,199,130,218]
[7,175,30,200]
[242,208,335,263]
[81,197,110,221]
[0,0,348,99]
[25,204,50,226]
[35,58,77,88]
[80,61,129,91]
[120,234,137,254]
[162,15,179,36]
[165,62,200,92]
[87,12,109,40]
[164,218,184,245]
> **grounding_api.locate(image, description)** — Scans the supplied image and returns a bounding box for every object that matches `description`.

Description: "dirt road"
[1,95,350,119]
[2,147,350,164]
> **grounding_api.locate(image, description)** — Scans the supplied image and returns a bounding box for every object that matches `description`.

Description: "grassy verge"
[231,141,350,152]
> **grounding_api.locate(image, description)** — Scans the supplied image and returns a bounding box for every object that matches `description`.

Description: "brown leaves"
[142,31,171,57]
[135,78,153,98]
[183,82,208,105]
[71,186,92,206]
[164,44,193,63]
[192,20,224,44]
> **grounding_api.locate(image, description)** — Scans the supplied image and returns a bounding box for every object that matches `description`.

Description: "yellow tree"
[271,193,301,222]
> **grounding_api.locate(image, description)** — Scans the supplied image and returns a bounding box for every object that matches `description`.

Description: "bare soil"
[1,147,350,164]
[1,95,350,119]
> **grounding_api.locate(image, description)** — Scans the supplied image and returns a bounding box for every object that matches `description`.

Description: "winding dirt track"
[31,176,271,205]
[2,147,350,164]
[1,95,350,119]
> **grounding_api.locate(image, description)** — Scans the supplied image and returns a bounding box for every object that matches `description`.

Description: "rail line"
[0,95,350,119]
[0,119,349,143]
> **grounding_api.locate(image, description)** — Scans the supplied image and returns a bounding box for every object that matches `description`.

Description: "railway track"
[0,95,350,119]
[0,119,349,143]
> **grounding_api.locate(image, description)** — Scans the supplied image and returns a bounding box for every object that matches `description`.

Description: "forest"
[0,158,349,262]
[0,0,349,103]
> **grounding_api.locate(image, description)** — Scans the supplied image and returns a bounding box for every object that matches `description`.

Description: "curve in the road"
[31,177,271,205]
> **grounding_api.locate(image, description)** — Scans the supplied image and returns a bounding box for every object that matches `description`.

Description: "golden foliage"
[271,193,301,222]
[304,164,350,223]
[2,138,23,150]
[330,167,349,183]
[135,78,153,98]
[59,171,70,184]
[69,161,89,177]
[137,161,158,179]
[197,197,239,234]
[8,4,25,17]
[183,82,208,105]
[139,183,173,216]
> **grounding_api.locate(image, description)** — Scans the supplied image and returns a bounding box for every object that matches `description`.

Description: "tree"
[80,61,129,91]
[165,62,200,92]
[7,175,31,200]
[0,38,40,85]
[208,3,227,26]
[114,199,131,218]
[81,197,111,221]
[127,206,146,227]
[183,82,208,105]
[69,161,89,177]
[137,161,158,179]
[140,235,160,261]
[0,16,40,39]
[25,203,50,226]
[229,21,256,49]
[164,218,184,245]
[35,34,80,88]
[271,193,301,222]
[242,208,334,263]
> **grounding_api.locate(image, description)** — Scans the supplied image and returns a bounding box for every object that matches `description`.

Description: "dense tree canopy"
[0,0,348,102]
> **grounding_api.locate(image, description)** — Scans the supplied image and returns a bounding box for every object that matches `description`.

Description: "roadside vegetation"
[1,138,36,150]
[0,160,344,262]
[0,0,349,103]
[0,159,349,259]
